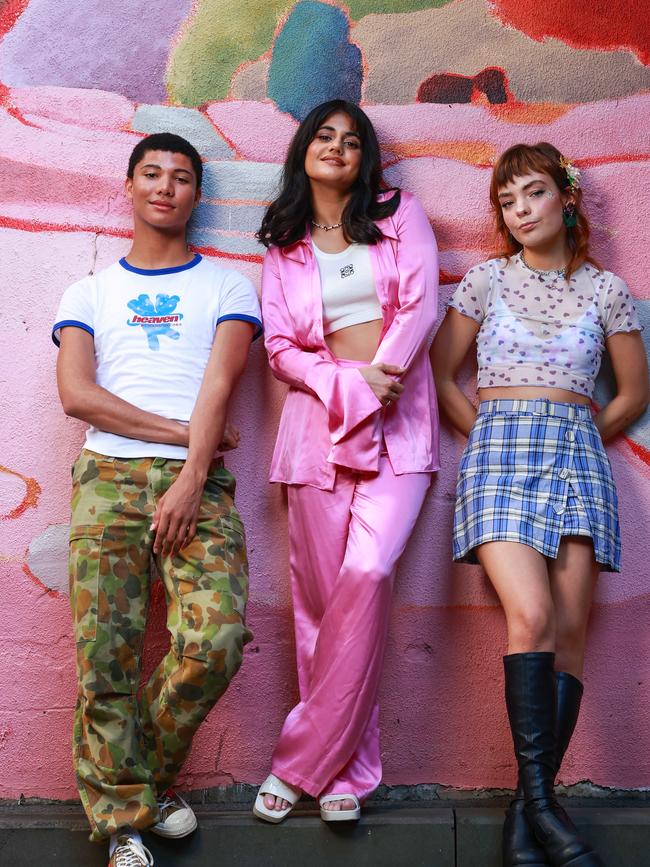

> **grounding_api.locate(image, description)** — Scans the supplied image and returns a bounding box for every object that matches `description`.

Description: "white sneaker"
[150,789,198,838]
[109,835,154,867]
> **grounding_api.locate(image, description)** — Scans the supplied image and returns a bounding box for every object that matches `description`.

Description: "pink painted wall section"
[1,0,649,800]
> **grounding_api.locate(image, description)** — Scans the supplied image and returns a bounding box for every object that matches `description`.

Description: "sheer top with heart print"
[448,253,642,398]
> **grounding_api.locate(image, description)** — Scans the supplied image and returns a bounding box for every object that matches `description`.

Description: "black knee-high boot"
[554,672,583,770]
[503,653,603,867]
[502,671,585,866]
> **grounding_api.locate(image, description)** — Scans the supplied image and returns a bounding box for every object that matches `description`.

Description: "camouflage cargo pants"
[69,450,252,842]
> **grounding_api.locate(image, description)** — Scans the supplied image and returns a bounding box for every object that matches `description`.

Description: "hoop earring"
[563,202,577,228]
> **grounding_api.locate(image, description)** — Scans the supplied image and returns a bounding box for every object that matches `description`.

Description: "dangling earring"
[563,202,577,228]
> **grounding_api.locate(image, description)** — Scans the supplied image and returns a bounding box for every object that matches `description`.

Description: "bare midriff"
[478,386,591,405]
[324,319,383,363]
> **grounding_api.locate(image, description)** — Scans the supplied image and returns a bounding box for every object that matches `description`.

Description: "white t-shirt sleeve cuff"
[215,312,263,340]
[52,319,94,347]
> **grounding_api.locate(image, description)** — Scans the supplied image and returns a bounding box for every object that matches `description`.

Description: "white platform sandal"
[319,793,361,822]
[253,774,301,824]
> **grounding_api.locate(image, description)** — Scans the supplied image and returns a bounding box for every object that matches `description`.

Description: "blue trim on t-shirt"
[118,253,203,276]
[216,313,263,340]
[51,320,94,347]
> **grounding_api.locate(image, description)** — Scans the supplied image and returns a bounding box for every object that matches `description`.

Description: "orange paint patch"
[1,464,41,520]
[488,102,573,125]
[575,153,650,169]
[383,140,497,167]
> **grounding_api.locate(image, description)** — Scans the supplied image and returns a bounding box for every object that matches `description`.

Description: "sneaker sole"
[149,814,198,838]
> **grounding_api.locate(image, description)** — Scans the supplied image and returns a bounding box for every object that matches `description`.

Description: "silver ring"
[385,399,392,406]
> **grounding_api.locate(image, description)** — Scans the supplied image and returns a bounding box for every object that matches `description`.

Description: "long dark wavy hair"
[257,100,400,248]
[490,142,600,281]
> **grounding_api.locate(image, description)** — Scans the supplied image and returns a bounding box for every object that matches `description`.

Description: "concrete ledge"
[456,806,650,867]
[0,804,454,867]
[1,802,649,866]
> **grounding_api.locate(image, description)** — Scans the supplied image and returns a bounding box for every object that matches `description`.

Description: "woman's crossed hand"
[359,363,405,406]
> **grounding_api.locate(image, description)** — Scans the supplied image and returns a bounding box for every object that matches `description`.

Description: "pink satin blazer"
[262,190,440,490]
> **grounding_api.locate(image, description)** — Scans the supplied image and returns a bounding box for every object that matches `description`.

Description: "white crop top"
[449,253,642,398]
[312,242,382,336]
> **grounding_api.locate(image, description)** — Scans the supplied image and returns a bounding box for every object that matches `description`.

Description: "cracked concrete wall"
[0,0,649,802]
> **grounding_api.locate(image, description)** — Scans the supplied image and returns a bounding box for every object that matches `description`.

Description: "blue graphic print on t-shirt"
[126,293,184,350]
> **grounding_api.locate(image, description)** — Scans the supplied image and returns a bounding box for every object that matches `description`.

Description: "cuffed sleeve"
[216,269,263,339]
[52,276,95,346]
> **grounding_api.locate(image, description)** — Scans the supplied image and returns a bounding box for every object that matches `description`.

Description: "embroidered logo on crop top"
[340,264,354,278]
[126,293,184,350]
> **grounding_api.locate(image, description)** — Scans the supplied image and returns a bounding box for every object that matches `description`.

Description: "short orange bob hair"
[490,142,600,281]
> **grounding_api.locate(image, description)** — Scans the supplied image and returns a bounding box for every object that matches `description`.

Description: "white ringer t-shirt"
[52,254,262,459]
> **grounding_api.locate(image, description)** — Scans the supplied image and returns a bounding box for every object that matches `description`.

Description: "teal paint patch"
[268,1,362,121]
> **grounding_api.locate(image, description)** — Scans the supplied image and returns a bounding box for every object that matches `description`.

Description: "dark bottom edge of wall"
[1,799,649,867]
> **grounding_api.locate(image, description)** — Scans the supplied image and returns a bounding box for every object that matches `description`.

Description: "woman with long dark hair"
[253,100,440,823]
[431,142,648,866]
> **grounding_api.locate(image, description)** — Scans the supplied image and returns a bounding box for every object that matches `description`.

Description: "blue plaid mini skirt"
[453,399,621,571]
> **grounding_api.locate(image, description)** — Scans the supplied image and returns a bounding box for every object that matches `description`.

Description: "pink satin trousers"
[270,455,431,799]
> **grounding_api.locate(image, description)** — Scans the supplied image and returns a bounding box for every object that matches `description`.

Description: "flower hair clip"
[559,155,581,191]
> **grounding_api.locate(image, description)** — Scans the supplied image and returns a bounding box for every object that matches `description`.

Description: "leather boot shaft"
[503,653,603,867]
[504,652,557,802]
[555,672,583,773]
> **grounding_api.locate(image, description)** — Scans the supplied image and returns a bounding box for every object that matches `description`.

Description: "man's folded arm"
[56,325,188,446]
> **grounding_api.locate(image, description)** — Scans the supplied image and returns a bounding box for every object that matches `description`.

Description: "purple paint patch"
[0,0,193,101]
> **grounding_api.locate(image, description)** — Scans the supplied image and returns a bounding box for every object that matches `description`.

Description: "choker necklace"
[311,219,342,232]
[519,250,566,279]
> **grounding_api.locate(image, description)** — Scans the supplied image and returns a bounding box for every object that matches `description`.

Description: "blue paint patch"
[201,161,282,200]
[189,228,263,257]
[595,298,650,449]
[132,105,234,160]
[268,1,362,121]
[191,201,266,233]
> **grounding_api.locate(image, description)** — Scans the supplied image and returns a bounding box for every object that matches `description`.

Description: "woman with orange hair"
[431,142,648,867]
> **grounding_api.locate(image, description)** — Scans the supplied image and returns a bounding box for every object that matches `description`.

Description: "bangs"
[492,145,557,191]
[488,141,598,281]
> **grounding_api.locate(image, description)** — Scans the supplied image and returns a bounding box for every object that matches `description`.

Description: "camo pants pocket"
[69,524,105,643]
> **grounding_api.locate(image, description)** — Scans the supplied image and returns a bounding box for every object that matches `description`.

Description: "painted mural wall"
[0,0,649,800]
